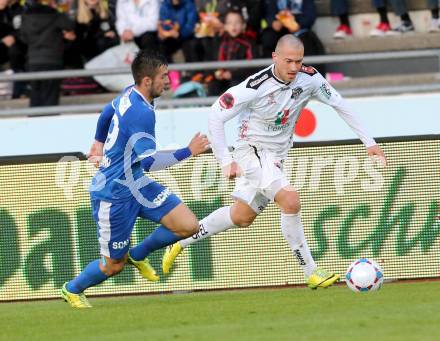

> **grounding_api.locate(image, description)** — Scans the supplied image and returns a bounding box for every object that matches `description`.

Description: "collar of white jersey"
[132,87,154,109]
[270,64,290,85]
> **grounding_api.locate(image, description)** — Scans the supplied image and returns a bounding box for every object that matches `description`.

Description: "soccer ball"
[345,258,384,292]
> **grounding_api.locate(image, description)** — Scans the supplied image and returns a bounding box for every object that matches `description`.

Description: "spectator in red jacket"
[208,9,256,96]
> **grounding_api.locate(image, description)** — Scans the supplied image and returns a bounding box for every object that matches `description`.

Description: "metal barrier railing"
[2,82,440,118]
[1,49,440,117]
[1,49,439,82]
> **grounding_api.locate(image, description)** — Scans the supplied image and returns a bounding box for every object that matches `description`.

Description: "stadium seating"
[0,0,439,111]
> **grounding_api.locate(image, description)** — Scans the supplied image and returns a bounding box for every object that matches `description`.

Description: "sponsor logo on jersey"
[219,93,235,109]
[291,87,303,100]
[266,109,291,131]
[320,82,332,99]
[246,70,271,89]
[275,109,290,126]
[266,124,291,132]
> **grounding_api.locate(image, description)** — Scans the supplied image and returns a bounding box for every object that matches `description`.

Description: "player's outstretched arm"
[139,133,209,172]
[309,70,387,165]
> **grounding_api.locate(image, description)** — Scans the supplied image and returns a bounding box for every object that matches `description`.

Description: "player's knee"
[281,196,301,214]
[230,205,256,227]
[232,215,255,228]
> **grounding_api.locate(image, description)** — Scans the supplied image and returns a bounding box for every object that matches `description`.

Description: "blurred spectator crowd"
[1,0,439,106]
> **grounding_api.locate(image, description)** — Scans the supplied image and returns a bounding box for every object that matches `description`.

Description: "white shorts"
[231,145,290,214]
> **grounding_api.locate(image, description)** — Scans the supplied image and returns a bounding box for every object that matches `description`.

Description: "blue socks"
[66,226,180,293]
[129,225,180,261]
[66,259,109,294]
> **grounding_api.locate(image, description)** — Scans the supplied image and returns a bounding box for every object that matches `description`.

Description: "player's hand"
[367,144,387,167]
[188,132,210,156]
[222,161,242,180]
[87,140,104,168]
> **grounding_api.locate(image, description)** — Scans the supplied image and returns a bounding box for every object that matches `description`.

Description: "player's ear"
[142,76,152,88]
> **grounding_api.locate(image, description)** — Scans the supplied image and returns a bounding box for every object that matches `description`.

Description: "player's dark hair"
[131,50,168,85]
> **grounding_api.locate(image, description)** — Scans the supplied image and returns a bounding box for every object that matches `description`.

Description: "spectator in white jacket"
[116,0,160,49]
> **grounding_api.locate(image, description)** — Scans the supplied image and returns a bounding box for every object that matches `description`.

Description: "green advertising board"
[0,137,439,301]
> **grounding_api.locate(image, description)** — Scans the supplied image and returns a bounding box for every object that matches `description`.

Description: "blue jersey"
[90,87,157,202]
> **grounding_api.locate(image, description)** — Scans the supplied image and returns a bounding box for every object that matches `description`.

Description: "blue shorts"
[91,181,181,259]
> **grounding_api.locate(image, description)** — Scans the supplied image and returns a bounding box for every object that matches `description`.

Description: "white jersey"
[209,64,376,166]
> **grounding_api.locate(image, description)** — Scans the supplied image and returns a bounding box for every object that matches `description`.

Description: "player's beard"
[151,86,162,99]
[152,83,169,98]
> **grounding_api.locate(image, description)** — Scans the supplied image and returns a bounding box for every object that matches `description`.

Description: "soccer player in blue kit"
[61,50,209,308]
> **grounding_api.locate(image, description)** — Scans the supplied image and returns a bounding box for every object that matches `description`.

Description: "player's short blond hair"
[275,34,304,53]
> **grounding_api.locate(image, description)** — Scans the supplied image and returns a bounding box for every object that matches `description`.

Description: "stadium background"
[0,0,439,309]
[2,1,440,340]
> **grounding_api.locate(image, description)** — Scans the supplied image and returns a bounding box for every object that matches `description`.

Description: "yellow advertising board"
[0,137,438,301]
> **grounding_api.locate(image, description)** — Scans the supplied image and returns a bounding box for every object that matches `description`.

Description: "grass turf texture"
[1,282,439,341]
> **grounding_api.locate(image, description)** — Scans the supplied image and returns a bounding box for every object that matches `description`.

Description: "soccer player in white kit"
[163,35,387,289]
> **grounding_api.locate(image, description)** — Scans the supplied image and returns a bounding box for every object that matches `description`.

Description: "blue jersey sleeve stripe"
[140,147,191,172]
[173,147,192,161]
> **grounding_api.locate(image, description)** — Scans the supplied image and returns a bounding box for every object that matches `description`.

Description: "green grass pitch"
[1,282,439,341]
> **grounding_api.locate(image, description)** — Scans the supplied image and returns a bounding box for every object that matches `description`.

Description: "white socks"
[281,212,317,277]
[179,208,316,278]
[180,206,235,248]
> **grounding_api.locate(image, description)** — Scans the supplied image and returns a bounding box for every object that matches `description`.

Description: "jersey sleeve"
[209,81,258,166]
[140,148,192,172]
[95,101,115,143]
[310,71,376,147]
